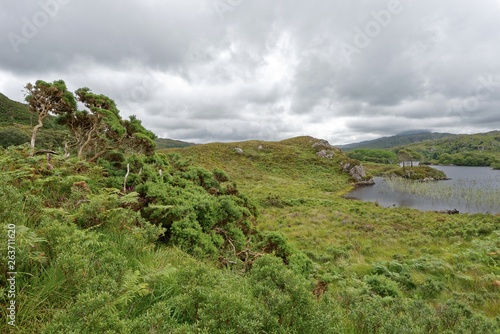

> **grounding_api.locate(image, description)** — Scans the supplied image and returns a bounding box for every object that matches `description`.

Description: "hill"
[164,136,376,202]
[154,137,196,149]
[1,136,499,333]
[337,131,455,151]
[401,131,500,167]
[0,93,68,149]
[164,138,500,325]
[340,130,500,167]
[0,92,33,126]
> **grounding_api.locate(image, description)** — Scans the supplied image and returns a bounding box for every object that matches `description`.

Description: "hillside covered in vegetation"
[402,131,500,168]
[0,92,69,150]
[345,131,500,168]
[1,83,499,333]
[1,135,498,332]
[337,131,455,151]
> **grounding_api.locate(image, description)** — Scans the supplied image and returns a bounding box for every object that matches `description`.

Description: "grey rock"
[340,162,351,172]
[355,179,375,186]
[316,150,335,159]
[311,139,332,150]
[349,165,366,182]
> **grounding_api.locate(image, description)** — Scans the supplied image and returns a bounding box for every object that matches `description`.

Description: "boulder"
[316,150,335,159]
[341,162,375,186]
[340,162,351,172]
[349,165,366,182]
[234,148,244,154]
[311,139,332,150]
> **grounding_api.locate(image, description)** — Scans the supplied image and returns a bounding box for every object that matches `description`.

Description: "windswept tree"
[24,80,76,155]
[397,148,423,170]
[397,149,412,171]
[58,87,156,161]
[122,115,157,156]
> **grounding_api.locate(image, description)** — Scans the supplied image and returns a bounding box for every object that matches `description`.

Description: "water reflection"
[345,166,500,214]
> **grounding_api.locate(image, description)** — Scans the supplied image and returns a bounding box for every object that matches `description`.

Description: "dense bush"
[0,144,498,333]
[347,149,398,164]
[438,152,497,166]
[388,165,448,180]
[0,128,30,148]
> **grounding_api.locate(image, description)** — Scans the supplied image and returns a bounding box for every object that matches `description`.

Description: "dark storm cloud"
[1,0,499,144]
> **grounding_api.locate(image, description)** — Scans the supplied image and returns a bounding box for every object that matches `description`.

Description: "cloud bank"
[1,0,499,144]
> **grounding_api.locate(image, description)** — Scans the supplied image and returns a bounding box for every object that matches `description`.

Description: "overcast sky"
[1,0,499,144]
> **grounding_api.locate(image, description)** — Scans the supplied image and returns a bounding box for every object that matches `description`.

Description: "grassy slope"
[0,93,68,149]
[167,137,500,317]
[167,137,351,200]
[0,93,33,125]
[0,137,498,333]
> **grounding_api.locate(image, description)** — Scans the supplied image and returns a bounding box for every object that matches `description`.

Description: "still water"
[345,166,500,214]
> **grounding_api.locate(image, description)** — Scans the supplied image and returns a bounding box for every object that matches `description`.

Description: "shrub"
[0,128,29,148]
[364,275,402,298]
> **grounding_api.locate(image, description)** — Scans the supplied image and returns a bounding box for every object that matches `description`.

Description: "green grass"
[0,136,498,333]
[168,137,500,318]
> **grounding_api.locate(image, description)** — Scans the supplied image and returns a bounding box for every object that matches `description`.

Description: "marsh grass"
[382,176,500,211]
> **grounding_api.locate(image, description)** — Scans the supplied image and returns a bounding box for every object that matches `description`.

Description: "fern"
[115,270,151,307]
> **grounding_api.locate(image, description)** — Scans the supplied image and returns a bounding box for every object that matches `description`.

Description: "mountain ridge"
[336,131,456,151]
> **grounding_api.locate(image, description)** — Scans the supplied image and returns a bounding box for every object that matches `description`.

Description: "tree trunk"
[78,127,96,159]
[88,135,125,163]
[30,114,46,156]
[123,164,130,193]
[88,149,108,163]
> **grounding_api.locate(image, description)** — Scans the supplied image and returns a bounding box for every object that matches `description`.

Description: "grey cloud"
[1,0,499,143]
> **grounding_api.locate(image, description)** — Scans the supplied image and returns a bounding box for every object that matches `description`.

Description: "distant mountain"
[155,138,196,149]
[396,129,432,136]
[337,132,455,151]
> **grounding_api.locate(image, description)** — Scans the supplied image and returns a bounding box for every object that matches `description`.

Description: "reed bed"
[381,176,500,211]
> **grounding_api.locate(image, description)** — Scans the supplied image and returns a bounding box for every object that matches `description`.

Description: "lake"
[345,166,500,214]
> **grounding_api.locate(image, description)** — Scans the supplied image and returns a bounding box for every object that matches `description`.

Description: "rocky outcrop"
[348,165,366,181]
[311,139,332,150]
[311,139,339,159]
[316,150,335,159]
[341,162,375,186]
[309,138,373,185]
[355,179,375,186]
